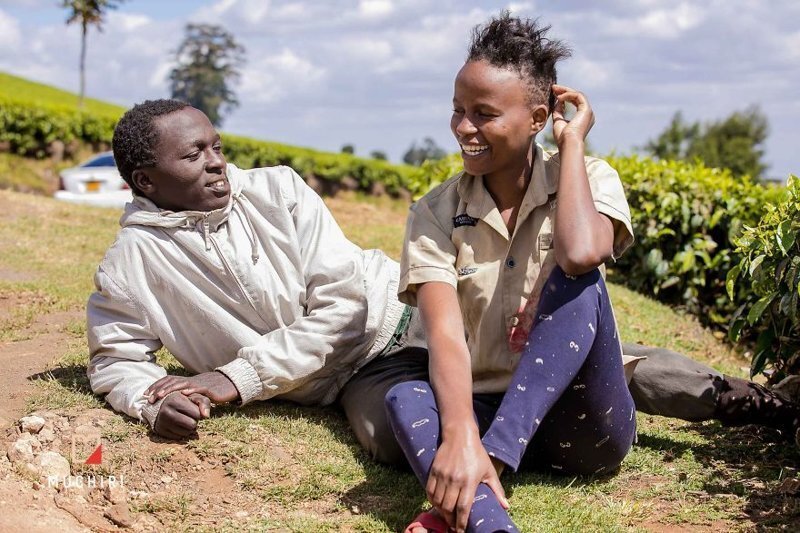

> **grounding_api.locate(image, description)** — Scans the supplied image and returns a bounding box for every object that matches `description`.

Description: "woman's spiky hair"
[467,11,572,111]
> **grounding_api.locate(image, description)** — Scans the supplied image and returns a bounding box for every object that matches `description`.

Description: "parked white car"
[54,152,133,208]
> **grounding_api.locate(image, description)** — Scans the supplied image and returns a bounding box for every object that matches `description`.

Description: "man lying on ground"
[86,99,799,461]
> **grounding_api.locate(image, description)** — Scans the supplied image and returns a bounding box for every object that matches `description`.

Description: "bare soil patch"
[0,302,81,428]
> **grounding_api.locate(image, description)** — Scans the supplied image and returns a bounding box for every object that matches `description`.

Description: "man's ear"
[531,104,549,135]
[132,169,155,195]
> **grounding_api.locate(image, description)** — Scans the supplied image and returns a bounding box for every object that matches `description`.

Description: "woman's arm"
[551,84,616,275]
[417,281,507,532]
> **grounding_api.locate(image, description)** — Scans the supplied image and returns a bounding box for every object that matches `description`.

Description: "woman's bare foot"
[406,509,449,533]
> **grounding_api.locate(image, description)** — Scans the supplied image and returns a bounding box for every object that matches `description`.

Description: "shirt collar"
[455,144,558,238]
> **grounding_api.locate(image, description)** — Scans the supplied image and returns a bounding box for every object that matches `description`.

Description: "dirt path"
[0,291,96,531]
[0,303,80,429]
[0,464,88,533]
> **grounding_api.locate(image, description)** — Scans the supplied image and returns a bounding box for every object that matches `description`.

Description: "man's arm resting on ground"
[87,269,169,428]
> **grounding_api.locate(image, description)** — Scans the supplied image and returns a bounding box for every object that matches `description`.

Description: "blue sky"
[0,0,798,180]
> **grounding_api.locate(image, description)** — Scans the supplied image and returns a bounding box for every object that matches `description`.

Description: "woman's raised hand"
[551,84,595,149]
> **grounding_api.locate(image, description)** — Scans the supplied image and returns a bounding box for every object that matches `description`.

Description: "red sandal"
[404,511,451,533]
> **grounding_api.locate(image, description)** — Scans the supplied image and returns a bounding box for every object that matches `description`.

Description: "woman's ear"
[531,104,549,135]
[132,169,154,195]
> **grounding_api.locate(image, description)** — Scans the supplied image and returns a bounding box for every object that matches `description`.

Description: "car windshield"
[82,154,116,168]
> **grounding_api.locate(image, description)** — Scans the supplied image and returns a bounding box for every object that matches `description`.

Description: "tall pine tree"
[169,24,246,127]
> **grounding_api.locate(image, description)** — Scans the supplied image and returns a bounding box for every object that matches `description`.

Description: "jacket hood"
[119,164,245,231]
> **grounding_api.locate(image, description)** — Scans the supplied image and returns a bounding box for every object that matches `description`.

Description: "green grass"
[0,71,125,117]
[1,187,798,530]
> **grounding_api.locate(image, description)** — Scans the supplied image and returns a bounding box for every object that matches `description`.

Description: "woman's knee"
[539,265,605,308]
[384,380,433,416]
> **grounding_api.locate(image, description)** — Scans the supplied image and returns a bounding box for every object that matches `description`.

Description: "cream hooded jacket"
[87,164,404,427]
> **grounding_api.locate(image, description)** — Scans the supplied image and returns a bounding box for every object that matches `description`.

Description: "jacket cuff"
[216,358,263,405]
[140,394,170,429]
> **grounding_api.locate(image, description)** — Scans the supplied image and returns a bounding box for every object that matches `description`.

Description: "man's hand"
[426,430,509,532]
[144,371,240,405]
[551,84,595,149]
[153,392,211,440]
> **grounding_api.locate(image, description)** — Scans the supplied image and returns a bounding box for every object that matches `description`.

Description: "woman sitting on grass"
[387,12,637,532]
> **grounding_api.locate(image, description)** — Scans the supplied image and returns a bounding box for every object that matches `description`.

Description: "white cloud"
[603,2,705,39]
[507,2,534,14]
[239,48,325,104]
[107,11,151,32]
[337,36,393,63]
[0,9,22,51]
[358,0,394,19]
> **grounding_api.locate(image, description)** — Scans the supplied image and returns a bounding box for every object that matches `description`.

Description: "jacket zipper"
[200,213,260,315]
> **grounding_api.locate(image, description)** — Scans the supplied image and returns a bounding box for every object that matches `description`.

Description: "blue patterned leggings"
[385,267,636,532]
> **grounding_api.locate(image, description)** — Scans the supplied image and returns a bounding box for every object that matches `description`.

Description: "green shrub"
[406,153,463,199]
[727,175,800,381]
[0,98,416,195]
[608,155,784,327]
[0,97,117,156]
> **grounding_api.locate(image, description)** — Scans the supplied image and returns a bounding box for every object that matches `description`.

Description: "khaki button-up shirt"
[399,146,635,394]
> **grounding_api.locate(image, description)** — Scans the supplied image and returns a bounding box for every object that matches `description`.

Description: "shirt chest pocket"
[454,244,497,335]
[536,212,555,263]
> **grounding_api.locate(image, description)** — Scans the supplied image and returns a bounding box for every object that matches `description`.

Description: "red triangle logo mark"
[84,444,103,465]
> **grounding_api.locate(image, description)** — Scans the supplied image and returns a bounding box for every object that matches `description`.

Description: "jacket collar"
[120,164,244,231]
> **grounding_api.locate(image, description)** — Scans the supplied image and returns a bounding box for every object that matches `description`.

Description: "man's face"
[134,107,231,212]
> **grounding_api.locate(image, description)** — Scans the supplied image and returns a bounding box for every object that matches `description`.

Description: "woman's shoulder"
[412,171,467,223]
[541,148,619,183]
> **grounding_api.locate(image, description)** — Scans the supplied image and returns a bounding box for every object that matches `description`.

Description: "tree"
[643,111,699,161]
[61,0,125,108]
[370,150,387,160]
[645,107,768,179]
[169,24,246,127]
[341,144,355,154]
[402,137,447,166]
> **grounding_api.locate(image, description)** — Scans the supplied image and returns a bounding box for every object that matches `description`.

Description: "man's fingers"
[144,376,192,403]
[149,379,194,402]
[144,376,177,402]
[154,408,196,439]
[187,393,212,418]
[169,394,203,421]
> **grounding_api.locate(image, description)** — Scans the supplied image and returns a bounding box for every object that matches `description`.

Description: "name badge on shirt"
[539,233,554,250]
[453,214,479,228]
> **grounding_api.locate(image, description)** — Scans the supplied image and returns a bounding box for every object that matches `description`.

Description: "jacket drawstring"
[201,214,211,252]
[233,195,260,265]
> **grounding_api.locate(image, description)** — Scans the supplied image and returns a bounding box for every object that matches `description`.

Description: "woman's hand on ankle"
[426,429,509,532]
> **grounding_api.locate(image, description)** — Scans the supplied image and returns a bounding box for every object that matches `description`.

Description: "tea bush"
[727,175,800,381]
[0,98,417,195]
[608,155,785,327]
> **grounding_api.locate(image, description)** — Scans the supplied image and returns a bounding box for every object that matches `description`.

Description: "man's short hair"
[468,11,572,111]
[112,99,190,194]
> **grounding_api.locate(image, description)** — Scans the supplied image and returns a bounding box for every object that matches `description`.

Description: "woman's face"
[450,60,544,181]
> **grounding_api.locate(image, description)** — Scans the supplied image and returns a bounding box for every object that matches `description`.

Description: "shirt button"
[510,316,520,327]
[506,257,516,268]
